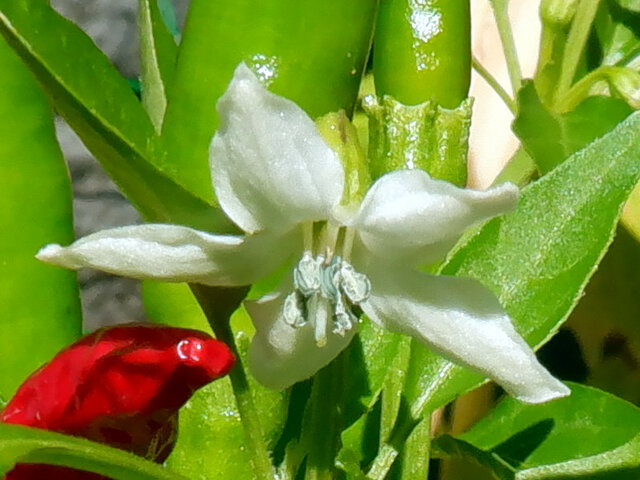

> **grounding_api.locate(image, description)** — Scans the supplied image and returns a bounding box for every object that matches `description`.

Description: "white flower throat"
[282,225,371,347]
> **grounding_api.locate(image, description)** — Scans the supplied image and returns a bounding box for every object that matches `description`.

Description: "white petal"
[37,224,298,286]
[350,170,518,264]
[246,291,355,390]
[211,63,345,234]
[361,264,569,404]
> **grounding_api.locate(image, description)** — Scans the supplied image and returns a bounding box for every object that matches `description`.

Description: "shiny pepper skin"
[1,324,235,479]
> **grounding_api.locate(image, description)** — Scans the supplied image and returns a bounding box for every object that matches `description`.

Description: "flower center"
[282,251,371,347]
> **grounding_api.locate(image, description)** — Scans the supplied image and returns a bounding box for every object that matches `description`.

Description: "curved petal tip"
[36,243,63,262]
[515,378,571,404]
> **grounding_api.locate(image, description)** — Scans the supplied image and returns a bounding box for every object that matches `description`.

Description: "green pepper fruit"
[161,0,379,203]
[0,37,82,398]
[374,0,471,109]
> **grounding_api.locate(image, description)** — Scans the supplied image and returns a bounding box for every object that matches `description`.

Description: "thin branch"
[555,0,601,102]
[489,0,522,94]
[472,56,517,114]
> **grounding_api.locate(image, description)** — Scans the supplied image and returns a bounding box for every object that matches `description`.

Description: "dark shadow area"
[492,418,555,468]
[537,328,589,382]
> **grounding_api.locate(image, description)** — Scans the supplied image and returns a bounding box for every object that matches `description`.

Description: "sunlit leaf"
[139,0,178,131]
[436,383,640,479]
[405,111,640,417]
[513,82,632,174]
[0,0,233,232]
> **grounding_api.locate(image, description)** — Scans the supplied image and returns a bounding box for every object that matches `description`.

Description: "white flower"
[38,64,569,404]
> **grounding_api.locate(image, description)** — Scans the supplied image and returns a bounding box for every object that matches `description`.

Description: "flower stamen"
[341,227,356,262]
[286,252,370,346]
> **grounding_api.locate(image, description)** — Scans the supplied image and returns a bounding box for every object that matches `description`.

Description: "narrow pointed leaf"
[0,36,81,398]
[139,0,178,131]
[0,0,232,232]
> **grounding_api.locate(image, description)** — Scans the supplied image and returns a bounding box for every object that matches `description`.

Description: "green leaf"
[406,110,640,416]
[142,281,286,478]
[614,0,640,12]
[157,0,180,36]
[595,2,640,66]
[0,35,81,398]
[513,81,632,174]
[435,383,640,479]
[0,423,186,480]
[0,0,232,232]
[394,417,431,480]
[493,147,538,188]
[161,0,378,202]
[347,322,404,417]
[139,0,178,132]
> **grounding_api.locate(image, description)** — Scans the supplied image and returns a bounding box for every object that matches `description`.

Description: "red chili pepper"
[1,324,235,479]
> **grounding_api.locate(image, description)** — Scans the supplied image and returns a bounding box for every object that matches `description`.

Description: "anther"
[282,292,306,327]
[293,251,323,296]
[339,262,371,304]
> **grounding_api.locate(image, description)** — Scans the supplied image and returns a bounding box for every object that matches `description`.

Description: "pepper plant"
[1,0,640,479]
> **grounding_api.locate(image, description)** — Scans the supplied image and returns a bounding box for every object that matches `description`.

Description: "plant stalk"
[554,0,601,103]
[472,56,517,114]
[489,0,522,94]
[191,284,275,480]
[304,352,345,480]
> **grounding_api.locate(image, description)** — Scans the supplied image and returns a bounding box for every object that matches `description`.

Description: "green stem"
[556,65,630,112]
[472,56,517,114]
[191,285,275,480]
[365,415,417,480]
[489,0,522,94]
[554,0,601,102]
[304,353,345,480]
[398,416,431,480]
[366,443,399,480]
[556,66,607,112]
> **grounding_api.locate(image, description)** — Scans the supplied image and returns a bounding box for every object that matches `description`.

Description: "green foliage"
[615,0,640,13]
[142,281,287,478]
[0,0,233,232]
[139,0,178,132]
[0,36,81,398]
[596,1,640,66]
[335,325,404,475]
[436,383,640,479]
[513,81,633,174]
[406,110,640,417]
[0,424,186,480]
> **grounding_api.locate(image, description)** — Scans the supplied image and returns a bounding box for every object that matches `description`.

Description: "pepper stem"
[190,284,276,480]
